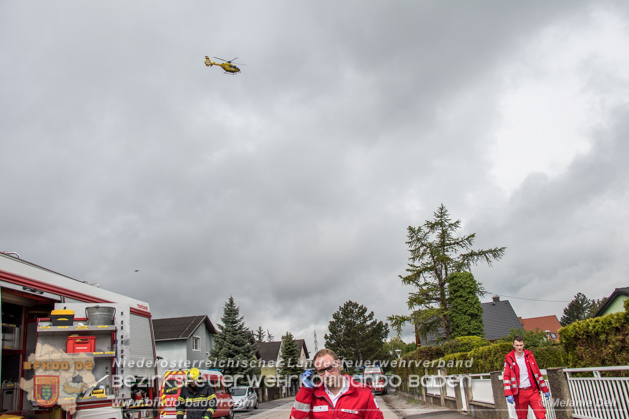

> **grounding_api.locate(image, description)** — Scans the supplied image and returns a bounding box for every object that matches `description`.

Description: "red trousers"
[514,388,546,419]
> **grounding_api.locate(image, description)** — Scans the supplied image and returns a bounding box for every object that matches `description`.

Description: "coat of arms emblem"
[34,375,59,407]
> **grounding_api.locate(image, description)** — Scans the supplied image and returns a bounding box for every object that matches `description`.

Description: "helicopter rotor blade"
[213,56,244,65]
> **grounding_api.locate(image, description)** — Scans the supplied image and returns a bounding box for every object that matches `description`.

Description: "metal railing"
[565,366,629,419]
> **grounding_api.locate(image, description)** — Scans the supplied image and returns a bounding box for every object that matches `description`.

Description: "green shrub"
[394,345,444,378]
[395,310,628,381]
[529,346,568,369]
[496,328,557,348]
[560,310,629,367]
[426,342,567,375]
[411,345,445,362]
[467,342,513,373]
[442,336,490,355]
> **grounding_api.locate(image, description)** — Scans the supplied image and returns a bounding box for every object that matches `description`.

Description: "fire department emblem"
[34,375,59,407]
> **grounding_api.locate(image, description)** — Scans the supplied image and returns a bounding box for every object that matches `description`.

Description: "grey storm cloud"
[2,0,629,349]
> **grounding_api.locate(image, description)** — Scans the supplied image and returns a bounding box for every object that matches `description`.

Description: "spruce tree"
[587,297,608,318]
[325,301,389,363]
[560,293,593,326]
[209,296,259,383]
[389,204,505,342]
[255,327,266,343]
[279,332,304,388]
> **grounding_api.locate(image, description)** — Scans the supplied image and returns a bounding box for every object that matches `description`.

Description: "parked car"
[230,386,258,411]
[158,369,234,419]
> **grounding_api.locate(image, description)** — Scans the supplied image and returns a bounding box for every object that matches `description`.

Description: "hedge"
[396,302,628,381]
[442,336,490,356]
[395,342,567,378]
[559,300,629,367]
[442,342,513,374]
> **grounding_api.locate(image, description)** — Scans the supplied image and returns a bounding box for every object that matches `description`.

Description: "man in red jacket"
[503,336,550,419]
[290,349,384,419]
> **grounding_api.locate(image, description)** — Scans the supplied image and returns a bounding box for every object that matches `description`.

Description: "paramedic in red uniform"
[503,336,550,419]
[290,349,384,419]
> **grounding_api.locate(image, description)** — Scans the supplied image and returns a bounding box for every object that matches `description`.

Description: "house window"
[192,336,201,351]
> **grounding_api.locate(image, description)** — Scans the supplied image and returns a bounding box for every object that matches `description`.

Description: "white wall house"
[152,315,217,374]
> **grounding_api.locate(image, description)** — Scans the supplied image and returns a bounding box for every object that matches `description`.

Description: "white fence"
[470,373,494,404]
[421,370,556,419]
[502,370,556,419]
[420,366,629,419]
[424,371,443,396]
[565,366,629,419]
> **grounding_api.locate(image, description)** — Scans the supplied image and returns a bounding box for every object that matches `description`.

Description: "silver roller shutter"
[128,314,157,376]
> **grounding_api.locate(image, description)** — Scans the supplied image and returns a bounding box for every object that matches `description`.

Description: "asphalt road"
[234,398,294,418]
[233,396,399,419]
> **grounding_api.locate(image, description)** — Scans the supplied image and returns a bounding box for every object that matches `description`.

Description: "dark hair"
[513,336,524,343]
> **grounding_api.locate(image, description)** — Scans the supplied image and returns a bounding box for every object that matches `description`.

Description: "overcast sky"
[2,1,629,353]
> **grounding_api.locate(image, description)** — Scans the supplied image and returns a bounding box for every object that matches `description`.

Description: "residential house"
[258,341,282,378]
[257,339,309,399]
[481,295,523,341]
[152,315,217,372]
[258,339,310,377]
[519,315,562,342]
[593,287,629,317]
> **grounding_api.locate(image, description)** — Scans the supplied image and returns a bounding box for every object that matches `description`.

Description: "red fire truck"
[0,251,159,419]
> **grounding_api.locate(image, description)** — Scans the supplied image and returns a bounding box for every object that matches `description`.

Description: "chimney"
[492,295,500,304]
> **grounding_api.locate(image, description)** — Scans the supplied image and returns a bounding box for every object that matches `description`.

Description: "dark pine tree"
[279,332,304,390]
[255,326,266,343]
[209,296,259,383]
[389,204,505,342]
[587,297,608,318]
[560,293,593,326]
[325,301,389,363]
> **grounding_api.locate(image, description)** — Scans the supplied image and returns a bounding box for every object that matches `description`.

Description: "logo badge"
[34,375,59,407]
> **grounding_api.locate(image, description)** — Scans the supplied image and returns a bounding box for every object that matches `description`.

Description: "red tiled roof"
[519,315,561,341]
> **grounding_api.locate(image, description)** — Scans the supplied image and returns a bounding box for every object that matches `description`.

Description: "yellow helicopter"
[205,56,242,74]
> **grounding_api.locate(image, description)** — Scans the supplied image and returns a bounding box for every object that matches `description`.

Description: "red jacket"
[290,375,384,419]
[503,349,549,397]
